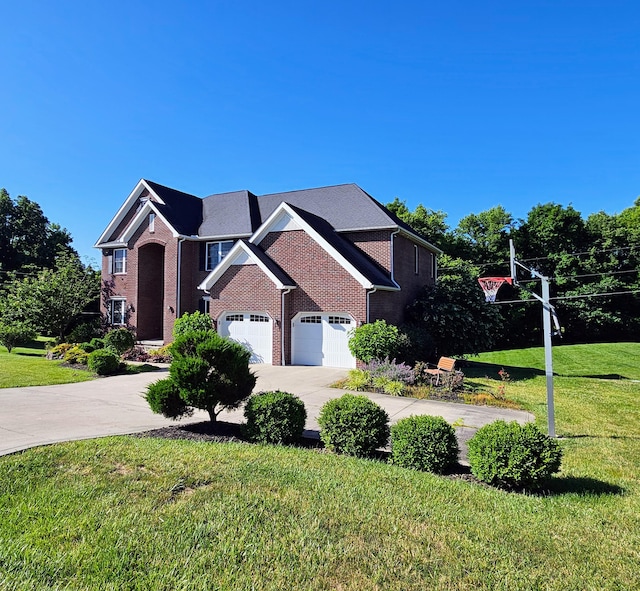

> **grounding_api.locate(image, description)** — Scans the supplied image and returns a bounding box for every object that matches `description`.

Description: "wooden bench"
[424,357,456,385]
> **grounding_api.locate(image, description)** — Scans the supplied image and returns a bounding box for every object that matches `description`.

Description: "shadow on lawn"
[544,476,625,497]
[461,360,543,382]
[461,361,632,382]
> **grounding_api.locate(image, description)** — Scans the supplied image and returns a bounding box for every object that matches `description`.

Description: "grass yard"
[1,342,639,590]
[0,339,94,388]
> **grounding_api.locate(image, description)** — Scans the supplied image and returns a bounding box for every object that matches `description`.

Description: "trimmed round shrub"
[173,311,214,338]
[318,394,390,458]
[391,415,459,473]
[145,378,192,420]
[348,320,402,363]
[243,390,307,445]
[467,420,562,490]
[78,342,95,353]
[104,328,135,355]
[88,349,121,375]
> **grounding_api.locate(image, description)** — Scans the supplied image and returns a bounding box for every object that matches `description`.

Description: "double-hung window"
[109,299,126,325]
[206,241,233,270]
[113,248,127,274]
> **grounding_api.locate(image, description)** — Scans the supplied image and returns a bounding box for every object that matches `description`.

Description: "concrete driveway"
[0,365,533,460]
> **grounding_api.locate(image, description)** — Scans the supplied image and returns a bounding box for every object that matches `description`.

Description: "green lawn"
[0,339,94,388]
[469,341,640,380]
[1,343,639,590]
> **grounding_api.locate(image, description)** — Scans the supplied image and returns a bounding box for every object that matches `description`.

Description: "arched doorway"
[137,243,165,340]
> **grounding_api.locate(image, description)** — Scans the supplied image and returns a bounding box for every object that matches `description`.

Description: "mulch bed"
[132,421,476,481]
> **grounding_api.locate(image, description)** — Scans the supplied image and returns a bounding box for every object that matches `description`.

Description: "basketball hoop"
[478,276,513,303]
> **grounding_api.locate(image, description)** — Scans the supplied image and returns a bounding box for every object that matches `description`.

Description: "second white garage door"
[291,313,356,368]
[218,312,273,364]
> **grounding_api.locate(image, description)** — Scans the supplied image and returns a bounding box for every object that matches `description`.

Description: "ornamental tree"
[145,330,256,424]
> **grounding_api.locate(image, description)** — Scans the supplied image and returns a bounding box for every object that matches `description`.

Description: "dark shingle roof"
[258,184,399,232]
[136,181,435,255]
[241,240,296,287]
[199,190,260,238]
[286,204,397,289]
[144,180,203,236]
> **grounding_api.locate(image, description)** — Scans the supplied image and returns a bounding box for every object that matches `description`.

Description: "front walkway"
[0,365,533,461]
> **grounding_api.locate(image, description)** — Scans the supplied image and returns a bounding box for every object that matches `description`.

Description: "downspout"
[366,288,377,324]
[176,237,186,318]
[389,229,401,289]
[280,288,292,366]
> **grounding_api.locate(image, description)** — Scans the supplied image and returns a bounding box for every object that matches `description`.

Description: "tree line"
[0,188,100,346]
[387,196,640,354]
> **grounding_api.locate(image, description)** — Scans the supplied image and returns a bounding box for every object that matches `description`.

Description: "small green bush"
[145,378,192,419]
[46,342,74,360]
[89,337,105,350]
[104,328,135,355]
[348,320,402,363]
[173,311,214,338]
[383,380,405,396]
[467,420,563,490]
[78,342,95,353]
[63,345,89,365]
[88,349,121,375]
[318,394,390,458]
[344,369,372,391]
[242,390,307,445]
[391,415,459,473]
[148,345,172,363]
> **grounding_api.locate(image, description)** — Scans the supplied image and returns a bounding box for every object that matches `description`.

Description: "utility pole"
[510,239,559,437]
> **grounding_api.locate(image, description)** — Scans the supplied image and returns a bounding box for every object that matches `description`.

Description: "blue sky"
[1,1,639,265]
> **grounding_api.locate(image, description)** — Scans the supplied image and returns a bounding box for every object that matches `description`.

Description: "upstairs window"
[113,249,127,274]
[206,241,233,270]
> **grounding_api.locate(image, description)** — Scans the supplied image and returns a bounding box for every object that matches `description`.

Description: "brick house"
[95,179,441,368]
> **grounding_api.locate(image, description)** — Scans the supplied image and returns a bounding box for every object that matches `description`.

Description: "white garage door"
[219,312,273,364]
[292,313,356,368]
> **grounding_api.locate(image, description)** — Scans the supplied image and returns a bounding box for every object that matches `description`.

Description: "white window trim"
[113,248,127,274]
[109,298,126,325]
[206,240,234,271]
[201,295,211,315]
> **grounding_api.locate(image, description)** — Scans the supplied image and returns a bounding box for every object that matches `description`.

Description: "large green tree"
[455,206,516,272]
[0,188,74,278]
[404,256,504,358]
[0,251,100,340]
[386,197,452,248]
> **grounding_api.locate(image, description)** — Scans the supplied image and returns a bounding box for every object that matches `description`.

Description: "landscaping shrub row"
[45,327,173,374]
[242,391,562,491]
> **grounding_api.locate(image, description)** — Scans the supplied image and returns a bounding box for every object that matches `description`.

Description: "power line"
[492,289,640,305]
[478,243,640,270]
[553,269,639,281]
